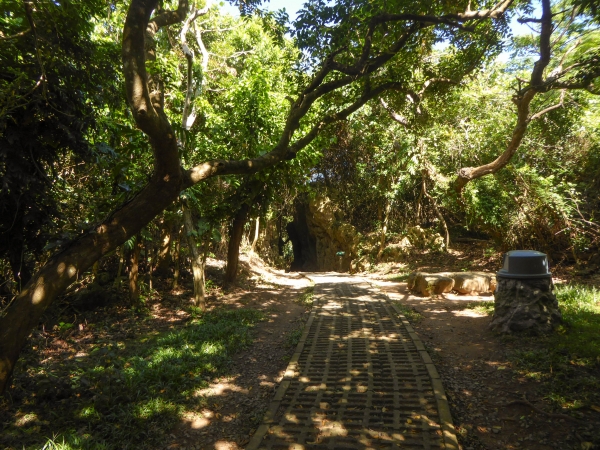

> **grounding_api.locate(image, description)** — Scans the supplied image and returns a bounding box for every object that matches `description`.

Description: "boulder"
[406,271,496,297]
[412,273,455,296]
[452,272,496,295]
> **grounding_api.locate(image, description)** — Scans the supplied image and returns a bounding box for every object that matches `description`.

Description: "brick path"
[247,274,458,450]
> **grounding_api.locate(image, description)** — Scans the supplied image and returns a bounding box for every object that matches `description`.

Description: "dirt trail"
[367,277,581,450]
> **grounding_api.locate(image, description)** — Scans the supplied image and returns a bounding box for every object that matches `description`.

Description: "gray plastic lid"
[497,250,552,279]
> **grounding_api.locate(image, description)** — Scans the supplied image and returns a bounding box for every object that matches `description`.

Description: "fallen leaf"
[590,405,600,413]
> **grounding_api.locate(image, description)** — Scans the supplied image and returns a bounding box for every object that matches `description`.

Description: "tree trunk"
[250,217,260,253]
[0,0,515,395]
[377,199,392,260]
[154,215,174,276]
[129,235,141,305]
[182,204,205,309]
[114,246,125,289]
[422,175,450,251]
[172,224,182,289]
[224,203,250,284]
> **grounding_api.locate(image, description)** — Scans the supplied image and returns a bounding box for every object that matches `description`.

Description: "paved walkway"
[247,274,458,450]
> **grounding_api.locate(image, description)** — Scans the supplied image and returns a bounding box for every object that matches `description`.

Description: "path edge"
[381,287,460,450]
[245,282,321,450]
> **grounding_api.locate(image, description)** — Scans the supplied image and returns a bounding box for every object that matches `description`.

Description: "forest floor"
[1,243,599,450]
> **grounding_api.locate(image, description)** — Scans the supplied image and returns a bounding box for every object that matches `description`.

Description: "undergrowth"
[1,308,265,450]
[508,283,600,411]
[393,302,423,323]
[461,301,495,316]
[287,286,315,348]
[294,285,315,309]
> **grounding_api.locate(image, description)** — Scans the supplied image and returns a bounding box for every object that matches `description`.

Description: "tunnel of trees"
[1,0,600,403]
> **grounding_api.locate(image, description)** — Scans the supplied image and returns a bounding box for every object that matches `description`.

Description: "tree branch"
[529,89,566,121]
[454,0,554,193]
[0,28,31,40]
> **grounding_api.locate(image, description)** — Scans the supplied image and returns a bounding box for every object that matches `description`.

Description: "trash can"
[490,250,561,334]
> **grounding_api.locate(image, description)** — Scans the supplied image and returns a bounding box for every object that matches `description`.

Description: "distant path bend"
[247,273,458,450]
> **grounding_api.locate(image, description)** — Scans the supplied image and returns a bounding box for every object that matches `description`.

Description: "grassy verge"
[287,286,316,349]
[460,301,495,316]
[388,272,411,282]
[1,308,265,450]
[508,283,600,411]
[294,285,315,310]
[393,302,423,323]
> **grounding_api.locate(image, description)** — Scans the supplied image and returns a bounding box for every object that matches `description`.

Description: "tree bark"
[454,0,556,193]
[172,224,182,289]
[182,203,205,309]
[114,246,125,289]
[422,175,450,251]
[377,199,392,260]
[224,203,250,284]
[129,235,141,305]
[154,215,174,276]
[250,217,260,253]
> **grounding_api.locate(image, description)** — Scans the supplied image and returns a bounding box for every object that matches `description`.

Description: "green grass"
[285,326,304,348]
[388,272,411,282]
[3,308,265,450]
[393,302,423,323]
[508,283,600,411]
[294,286,315,309]
[461,301,495,316]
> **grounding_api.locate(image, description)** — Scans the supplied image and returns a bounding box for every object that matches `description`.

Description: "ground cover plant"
[507,283,600,412]
[0,297,265,449]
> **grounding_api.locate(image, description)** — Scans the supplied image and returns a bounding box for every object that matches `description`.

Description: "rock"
[306,195,360,272]
[413,273,455,296]
[489,277,562,334]
[379,238,412,262]
[453,272,496,295]
[406,271,496,297]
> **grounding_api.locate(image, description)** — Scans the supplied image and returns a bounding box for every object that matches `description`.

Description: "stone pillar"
[490,277,562,334]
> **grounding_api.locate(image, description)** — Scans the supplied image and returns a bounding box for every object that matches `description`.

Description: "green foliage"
[393,302,423,323]
[0,0,122,285]
[508,283,600,410]
[294,286,315,309]
[4,308,264,449]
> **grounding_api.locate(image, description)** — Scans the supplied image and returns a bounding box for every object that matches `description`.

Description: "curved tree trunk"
[224,203,250,284]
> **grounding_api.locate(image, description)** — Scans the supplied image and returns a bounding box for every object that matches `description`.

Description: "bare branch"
[0,28,30,40]
[380,98,409,127]
[529,89,566,121]
[23,2,46,97]
[180,3,211,134]
[184,82,406,187]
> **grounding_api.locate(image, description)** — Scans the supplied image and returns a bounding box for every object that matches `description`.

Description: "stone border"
[387,299,460,450]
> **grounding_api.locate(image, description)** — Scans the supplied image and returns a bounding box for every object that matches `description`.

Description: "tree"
[455,0,600,192]
[0,0,122,288]
[0,0,516,393]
